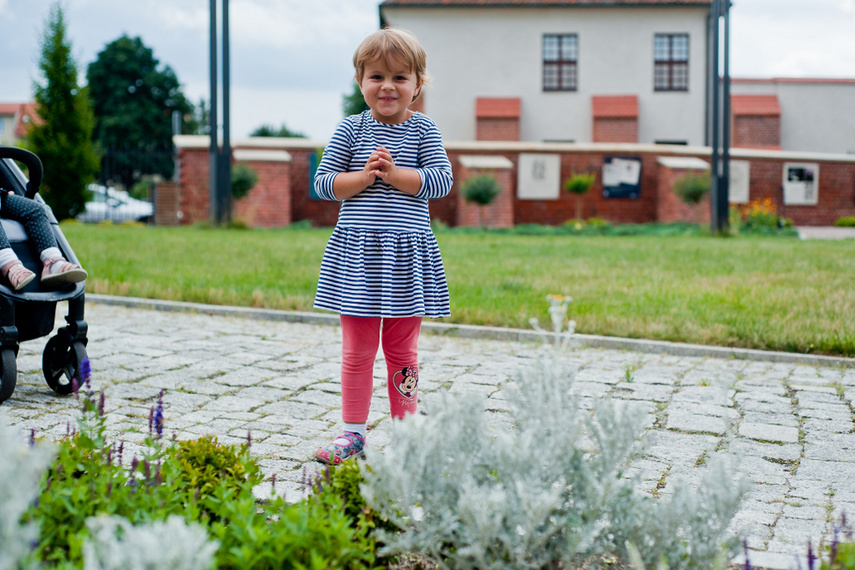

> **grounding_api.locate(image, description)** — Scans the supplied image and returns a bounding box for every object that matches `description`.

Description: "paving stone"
[739,422,800,444]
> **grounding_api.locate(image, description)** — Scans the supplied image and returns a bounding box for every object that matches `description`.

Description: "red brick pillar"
[456,155,515,228]
[232,149,292,228]
[656,156,710,223]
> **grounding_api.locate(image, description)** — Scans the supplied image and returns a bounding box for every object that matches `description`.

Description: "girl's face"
[358,56,422,125]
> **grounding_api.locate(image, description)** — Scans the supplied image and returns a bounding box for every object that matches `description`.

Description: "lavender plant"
[0,418,54,570]
[82,515,218,570]
[361,356,745,569]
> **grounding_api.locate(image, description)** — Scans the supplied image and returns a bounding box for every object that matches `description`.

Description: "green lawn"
[61,222,855,357]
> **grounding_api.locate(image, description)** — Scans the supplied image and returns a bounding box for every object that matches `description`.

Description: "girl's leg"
[314,315,380,465]
[340,315,381,425]
[0,194,35,289]
[381,316,422,419]
[2,193,58,254]
[3,193,87,286]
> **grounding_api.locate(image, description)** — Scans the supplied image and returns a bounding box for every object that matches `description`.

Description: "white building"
[379,0,855,154]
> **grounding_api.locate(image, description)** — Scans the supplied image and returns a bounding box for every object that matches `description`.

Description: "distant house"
[379,0,855,154]
[0,103,37,146]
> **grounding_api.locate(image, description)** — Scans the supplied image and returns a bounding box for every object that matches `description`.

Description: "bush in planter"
[461,175,502,226]
[231,162,259,201]
[835,216,855,227]
[673,171,711,224]
[563,172,596,221]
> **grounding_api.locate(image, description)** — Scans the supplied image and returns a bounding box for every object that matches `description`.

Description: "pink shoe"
[40,258,88,288]
[1,260,35,291]
[314,431,365,465]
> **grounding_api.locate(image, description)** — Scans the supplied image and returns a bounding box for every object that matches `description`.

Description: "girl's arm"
[413,120,453,200]
[314,118,368,201]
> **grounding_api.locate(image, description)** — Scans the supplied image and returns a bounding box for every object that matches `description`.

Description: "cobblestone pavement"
[2,299,854,570]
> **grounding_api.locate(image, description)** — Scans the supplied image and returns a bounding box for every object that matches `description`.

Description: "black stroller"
[0,146,89,403]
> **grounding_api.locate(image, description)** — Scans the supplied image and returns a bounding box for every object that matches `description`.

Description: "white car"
[76,184,153,224]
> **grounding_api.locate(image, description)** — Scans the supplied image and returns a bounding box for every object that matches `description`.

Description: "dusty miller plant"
[82,514,218,570]
[0,418,55,570]
[362,309,745,568]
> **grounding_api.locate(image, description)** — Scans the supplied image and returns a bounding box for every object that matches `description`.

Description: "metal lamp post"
[209,0,232,224]
[709,0,731,234]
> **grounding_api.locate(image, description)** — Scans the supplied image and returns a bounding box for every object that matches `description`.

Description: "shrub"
[461,175,502,206]
[673,171,711,207]
[564,172,596,221]
[0,419,55,570]
[231,162,259,200]
[24,375,379,569]
[82,514,218,570]
[362,356,745,569]
[835,216,855,227]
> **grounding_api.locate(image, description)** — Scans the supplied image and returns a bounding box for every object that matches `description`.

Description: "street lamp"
[709,0,731,234]
[209,0,232,224]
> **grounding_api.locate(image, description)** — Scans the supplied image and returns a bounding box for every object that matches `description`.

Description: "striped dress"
[313,111,453,319]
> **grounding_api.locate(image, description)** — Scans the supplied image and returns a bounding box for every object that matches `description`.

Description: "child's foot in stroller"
[40,258,87,287]
[1,260,35,291]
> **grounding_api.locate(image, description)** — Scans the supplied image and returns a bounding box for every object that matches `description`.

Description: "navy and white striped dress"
[313,111,453,319]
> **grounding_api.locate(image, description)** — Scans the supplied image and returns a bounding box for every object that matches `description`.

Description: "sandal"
[40,258,87,288]
[1,260,35,291]
[314,431,365,465]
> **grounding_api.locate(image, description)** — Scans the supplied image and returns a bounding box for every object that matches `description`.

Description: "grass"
[60,221,855,357]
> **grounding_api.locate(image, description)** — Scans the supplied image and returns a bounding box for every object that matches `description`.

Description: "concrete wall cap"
[657,156,709,169]
[233,149,292,162]
[458,155,515,169]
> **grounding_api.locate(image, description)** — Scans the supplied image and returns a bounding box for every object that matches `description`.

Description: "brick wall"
[231,154,291,228]
[456,157,514,228]
[476,117,521,142]
[733,115,781,150]
[592,117,639,144]
[174,136,855,228]
[153,181,181,226]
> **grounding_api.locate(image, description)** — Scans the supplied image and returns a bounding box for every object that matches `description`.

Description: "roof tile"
[731,95,780,116]
[591,95,638,118]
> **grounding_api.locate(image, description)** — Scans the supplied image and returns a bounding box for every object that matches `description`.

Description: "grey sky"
[0,0,852,141]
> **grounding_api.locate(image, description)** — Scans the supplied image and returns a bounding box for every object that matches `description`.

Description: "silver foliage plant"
[82,515,218,570]
[361,356,746,569]
[0,418,54,570]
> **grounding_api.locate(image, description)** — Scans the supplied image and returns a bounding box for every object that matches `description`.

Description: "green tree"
[27,3,100,220]
[86,35,193,189]
[343,81,369,117]
[249,123,306,138]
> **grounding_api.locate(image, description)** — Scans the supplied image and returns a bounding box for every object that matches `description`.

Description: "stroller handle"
[0,146,43,199]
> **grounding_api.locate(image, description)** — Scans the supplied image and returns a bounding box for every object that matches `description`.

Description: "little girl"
[0,191,87,290]
[312,27,453,464]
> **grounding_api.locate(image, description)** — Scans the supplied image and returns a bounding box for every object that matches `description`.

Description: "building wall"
[731,79,855,155]
[381,5,709,145]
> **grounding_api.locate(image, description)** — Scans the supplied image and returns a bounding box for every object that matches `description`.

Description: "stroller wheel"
[43,335,87,395]
[0,348,17,403]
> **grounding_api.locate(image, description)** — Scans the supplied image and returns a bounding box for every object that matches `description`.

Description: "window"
[654,34,689,91]
[543,34,577,91]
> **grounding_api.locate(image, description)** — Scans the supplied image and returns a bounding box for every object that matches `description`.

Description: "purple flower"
[148,405,154,435]
[118,441,124,466]
[270,473,276,491]
[71,377,79,401]
[154,390,165,439]
[246,430,252,448]
[29,428,35,447]
[807,540,815,570]
[80,357,91,385]
[98,391,106,418]
[742,539,753,570]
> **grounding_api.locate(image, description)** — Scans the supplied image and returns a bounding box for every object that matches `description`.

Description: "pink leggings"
[340,315,422,423]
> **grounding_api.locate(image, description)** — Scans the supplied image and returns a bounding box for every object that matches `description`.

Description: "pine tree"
[27,3,100,221]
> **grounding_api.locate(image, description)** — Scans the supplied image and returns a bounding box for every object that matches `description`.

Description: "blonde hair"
[353,27,428,101]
